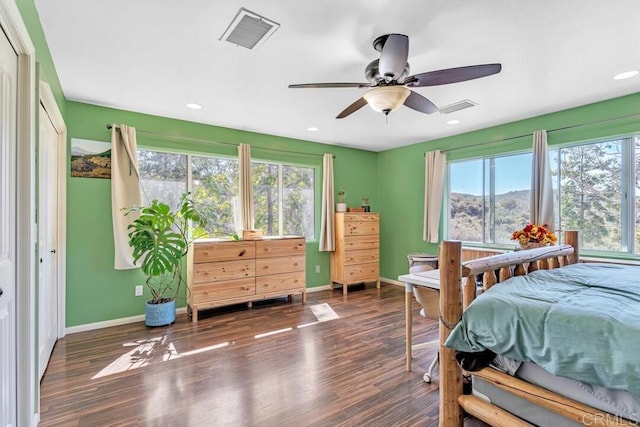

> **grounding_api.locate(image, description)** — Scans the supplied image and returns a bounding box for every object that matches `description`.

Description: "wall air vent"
[220,8,280,50]
[438,99,477,114]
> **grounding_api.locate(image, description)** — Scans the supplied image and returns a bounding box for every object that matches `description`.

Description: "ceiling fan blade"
[405,63,502,87]
[403,91,438,114]
[336,97,368,119]
[378,34,409,81]
[289,83,371,89]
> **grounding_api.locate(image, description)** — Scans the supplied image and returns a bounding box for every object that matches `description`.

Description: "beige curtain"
[423,150,447,243]
[531,130,554,229]
[238,143,254,230]
[111,124,142,269]
[319,153,335,251]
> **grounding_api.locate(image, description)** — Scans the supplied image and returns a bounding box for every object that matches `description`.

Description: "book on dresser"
[330,212,380,295]
[187,236,306,322]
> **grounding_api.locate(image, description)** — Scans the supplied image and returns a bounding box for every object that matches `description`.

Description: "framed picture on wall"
[70,138,111,179]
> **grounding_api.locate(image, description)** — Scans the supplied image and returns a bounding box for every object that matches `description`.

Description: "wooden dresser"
[187,236,306,322]
[330,212,380,294]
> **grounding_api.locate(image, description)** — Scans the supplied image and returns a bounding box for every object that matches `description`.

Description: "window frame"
[251,158,317,240]
[446,149,532,247]
[137,146,319,241]
[446,134,640,259]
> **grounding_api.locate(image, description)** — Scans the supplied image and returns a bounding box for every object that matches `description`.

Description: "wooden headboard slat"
[461,244,574,277]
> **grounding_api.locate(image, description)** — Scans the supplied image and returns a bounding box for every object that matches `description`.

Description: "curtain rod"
[434,111,640,155]
[106,124,334,159]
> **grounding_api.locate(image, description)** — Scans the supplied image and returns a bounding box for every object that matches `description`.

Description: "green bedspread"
[445,263,640,397]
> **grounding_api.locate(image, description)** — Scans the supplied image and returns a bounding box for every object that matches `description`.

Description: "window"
[252,162,315,240]
[448,135,640,256]
[448,153,531,244]
[138,150,187,209]
[550,138,633,253]
[137,149,316,241]
[192,156,239,238]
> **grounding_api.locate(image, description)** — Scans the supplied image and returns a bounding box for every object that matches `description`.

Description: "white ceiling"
[35,0,640,152]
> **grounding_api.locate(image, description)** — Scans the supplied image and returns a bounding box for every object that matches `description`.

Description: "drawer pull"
[239,249,246,257]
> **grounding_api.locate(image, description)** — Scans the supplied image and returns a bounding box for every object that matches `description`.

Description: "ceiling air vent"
[220,8,280,49]
[438,99,477,114]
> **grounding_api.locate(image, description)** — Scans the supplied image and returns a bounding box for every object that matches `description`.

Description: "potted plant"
[125,193,207,326]
[336,188,347,212]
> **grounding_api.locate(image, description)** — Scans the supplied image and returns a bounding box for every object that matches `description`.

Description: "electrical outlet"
[135,285,143,297]
[315,265,320,273]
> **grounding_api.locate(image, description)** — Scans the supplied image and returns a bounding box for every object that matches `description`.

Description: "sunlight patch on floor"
[92,303,340,379]
[254,327,293,339]
[92,336,230,379]
[310,303,339,322]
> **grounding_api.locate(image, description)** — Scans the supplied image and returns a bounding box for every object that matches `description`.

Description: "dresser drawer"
[344,213,378,223]
[256,255,305,276]
[193,259,255,283]
[193,241,255,263]
[191,278,255,303]
[344,263,379,283]
[256,271,305,294]
[344,221,379,236]
[256,238,305,258]
[344,248,379,265]
[344,235,379,251]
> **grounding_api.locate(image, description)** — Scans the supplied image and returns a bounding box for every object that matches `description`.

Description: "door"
[0,25,19,427]
[38,103,59,379]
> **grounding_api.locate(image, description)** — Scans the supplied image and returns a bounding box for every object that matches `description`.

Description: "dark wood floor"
[39,284,483,427]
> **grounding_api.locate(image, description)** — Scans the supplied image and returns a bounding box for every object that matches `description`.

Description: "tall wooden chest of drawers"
[330,212,380,294]
[187,236,306,322]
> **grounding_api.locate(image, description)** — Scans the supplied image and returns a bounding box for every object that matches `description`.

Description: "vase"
[145,299,176,327]
[519,242,546,250]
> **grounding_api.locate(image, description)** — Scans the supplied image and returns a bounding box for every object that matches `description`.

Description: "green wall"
[16,0,66,113]
[377,92,640,282]
[14,0,640,328]
[65,101,378,326]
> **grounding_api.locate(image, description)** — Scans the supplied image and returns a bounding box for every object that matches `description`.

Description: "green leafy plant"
[125,193,207,304]
[337,188,346,203]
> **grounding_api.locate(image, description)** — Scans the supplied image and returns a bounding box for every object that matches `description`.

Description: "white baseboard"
[65,286,336,334]
[65,282,400,334]
[381,277,404,287]
[66,307,188,334]
[306,284,332,293]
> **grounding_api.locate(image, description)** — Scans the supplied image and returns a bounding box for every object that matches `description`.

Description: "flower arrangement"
[511,224,557,248]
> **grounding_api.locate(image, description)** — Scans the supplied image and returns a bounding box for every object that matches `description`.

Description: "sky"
[70,138,111,155]
[450,153,532,196]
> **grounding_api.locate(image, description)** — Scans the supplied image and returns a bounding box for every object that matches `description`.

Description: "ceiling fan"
[289,34,502,119]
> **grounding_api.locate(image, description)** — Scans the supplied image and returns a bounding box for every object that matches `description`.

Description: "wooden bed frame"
[438,230,635,427]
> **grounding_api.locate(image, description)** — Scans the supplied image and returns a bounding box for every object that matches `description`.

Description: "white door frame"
[0,1,37,426]
[39,81,67,340]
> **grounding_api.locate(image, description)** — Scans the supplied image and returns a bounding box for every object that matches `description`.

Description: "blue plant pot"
[145,299,176,327]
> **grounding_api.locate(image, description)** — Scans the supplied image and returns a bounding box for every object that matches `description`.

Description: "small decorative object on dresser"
[336,188,347,212]
[330,212,380,294]
[361,197,370,212]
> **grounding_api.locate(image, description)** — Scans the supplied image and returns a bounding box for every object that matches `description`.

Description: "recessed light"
[446,119,460,125]
[186,103,202,110]
[613,70,639,80]
[307,127,319,132]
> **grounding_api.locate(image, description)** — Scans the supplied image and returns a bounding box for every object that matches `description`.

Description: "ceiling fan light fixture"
[613,70,639,80]
[363,86,410,114]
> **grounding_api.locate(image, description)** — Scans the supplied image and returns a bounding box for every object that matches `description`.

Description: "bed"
[437,230,640,426]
